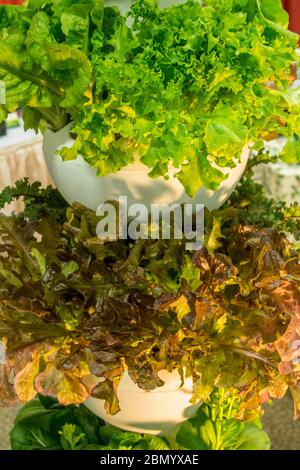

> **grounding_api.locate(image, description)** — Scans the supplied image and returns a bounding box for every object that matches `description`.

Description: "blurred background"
[0,0,299,451]
[283,1,300,36]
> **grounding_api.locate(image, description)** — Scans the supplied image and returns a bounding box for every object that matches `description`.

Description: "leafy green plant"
[11,394,169,450]
[176,389,270,450]
[0,0,299,195]
[221,173,300,239]
[0,177,299,422]
[10,391,270,450]
[0,178,67,222]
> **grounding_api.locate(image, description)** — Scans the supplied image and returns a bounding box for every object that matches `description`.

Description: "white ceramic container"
[43,123,250,211]
[84,369,199,435]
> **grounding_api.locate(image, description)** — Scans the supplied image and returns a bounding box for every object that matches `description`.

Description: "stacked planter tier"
[42,0,250,434]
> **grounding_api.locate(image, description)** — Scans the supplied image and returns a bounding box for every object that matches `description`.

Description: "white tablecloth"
[254,138,300,205]
[0,132,53,214]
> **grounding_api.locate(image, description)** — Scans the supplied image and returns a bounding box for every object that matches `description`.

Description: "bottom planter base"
[84,370,199,435]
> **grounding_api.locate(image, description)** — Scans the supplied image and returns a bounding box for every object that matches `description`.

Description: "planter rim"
[43,122,250,212]
[44,121,251,176]
[85,369,193,394]
[44,123,152,172]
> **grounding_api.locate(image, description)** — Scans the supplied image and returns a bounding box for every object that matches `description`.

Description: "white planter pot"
[43,123,250,211]
[84,369,199,435]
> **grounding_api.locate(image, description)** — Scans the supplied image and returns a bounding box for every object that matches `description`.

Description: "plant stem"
[227,394,236,420]
[215,388,225,450]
